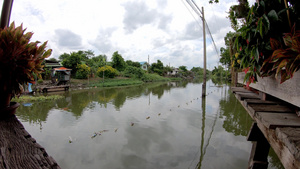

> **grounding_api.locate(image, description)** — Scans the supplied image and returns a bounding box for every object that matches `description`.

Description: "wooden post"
[247,123,270,169]
[259,91,267,101]
[0,0,14,29]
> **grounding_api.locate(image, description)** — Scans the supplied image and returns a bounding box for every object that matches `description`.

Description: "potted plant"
[0,22,52,117]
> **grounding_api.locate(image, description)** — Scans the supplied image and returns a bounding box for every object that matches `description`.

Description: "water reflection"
[219,90,252,136]
[15,80,282,169]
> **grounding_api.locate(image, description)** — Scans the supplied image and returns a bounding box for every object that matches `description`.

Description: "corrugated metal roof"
[53,67,72,71]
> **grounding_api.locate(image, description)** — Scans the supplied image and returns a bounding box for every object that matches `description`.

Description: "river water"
[16,80,283,169]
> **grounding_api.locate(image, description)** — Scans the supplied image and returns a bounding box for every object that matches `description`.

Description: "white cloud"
[0,0,239,70]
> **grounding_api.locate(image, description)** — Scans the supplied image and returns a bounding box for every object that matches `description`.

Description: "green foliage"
[123,66,145,78]
[231,0,299,86]
[90,79,143,88]
[220,47,231,68]
[228,0,250,31]
[141,73,169,82]
[220,32,235,68]
[49,58,58,62]
[0,22,52,95]
[179,66,188,72]
[76,63,91,79]
[97,65,118,78]
[59,50,95,76]
[261,27,300,83]
[111,51,126,71]
[126,60,141,68]
[37,79,43,84]
[163,65,173,73]
[150,60,164,76]
[60,52,81,75]
[209,0,219,3]
[12,95,64,103]
[211,65,229,79]
[42,67,52,80]
[190,67,210,77]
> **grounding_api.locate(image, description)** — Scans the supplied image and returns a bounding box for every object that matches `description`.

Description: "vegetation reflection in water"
[16,79,283,169]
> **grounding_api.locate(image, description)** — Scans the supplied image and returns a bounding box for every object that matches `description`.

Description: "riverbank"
[34,75,181,91]
[15,76,181,102]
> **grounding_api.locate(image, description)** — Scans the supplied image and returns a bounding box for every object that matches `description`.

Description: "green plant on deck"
[232,0,299,86]
[261,26,300,83]
[0,22,52,96]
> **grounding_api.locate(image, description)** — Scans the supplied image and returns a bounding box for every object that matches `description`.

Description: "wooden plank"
[244,99,280,107]
[276,128,300,162]
[256,112,300,129]
[235,92,260,101]
[0,116,61,169]
[255,120,300,169]
[231,87,253,93]
[238,71,300,107]
[248,104,294,116]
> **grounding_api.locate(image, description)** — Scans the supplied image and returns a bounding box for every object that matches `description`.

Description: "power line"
[182,0,220,59]
[186,0,203,19]
[181,0,202,29]
[205,21,219,57]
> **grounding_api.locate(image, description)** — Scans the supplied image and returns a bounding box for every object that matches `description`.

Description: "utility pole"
[148,55,150,73]
[186,0,207,97]
[201,6,207,97]
[0,0,14,28]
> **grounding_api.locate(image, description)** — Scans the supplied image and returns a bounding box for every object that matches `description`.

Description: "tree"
[126,60,141,68]
[97,65,118,78]
[111,51,126,71]
[150,60,164,75]
[123,66,145,78]
[163,65,173,75]
[220,32,235,69]
[49,58,59,62]
[179,66,188,72]
[76,63,91,79]
[59,50,96,76]
[220,47,231,68]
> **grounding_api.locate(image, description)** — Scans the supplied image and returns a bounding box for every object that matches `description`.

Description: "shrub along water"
[12,95,64,103]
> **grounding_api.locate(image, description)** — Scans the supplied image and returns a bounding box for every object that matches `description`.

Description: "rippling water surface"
[16,80,283,169]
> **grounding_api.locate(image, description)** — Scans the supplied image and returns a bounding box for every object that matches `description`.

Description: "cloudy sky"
[1,0,244,70]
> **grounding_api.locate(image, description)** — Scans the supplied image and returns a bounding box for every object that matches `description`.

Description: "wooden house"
[51,67,71,85]
[139,62,149,71]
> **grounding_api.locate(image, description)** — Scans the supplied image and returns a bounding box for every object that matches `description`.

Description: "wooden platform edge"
[232,88,300,169]
[0,115,61,169]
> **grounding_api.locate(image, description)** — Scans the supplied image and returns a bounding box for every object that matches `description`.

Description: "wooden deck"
[42,85,69,93]
[231,87,300,169]
[0,115,60,169]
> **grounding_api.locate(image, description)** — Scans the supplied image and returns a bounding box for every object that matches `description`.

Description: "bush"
[76,64,91,79]
[37,79,43,84]
[97,65,118,78]
[123,66,145,78]
[141,73,169,82]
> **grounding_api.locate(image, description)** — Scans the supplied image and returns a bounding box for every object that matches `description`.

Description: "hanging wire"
[181,0,203,29]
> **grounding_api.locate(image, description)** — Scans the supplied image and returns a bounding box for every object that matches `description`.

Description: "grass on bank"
[71,73,176,88]
[89,78,144,87]
[12,95,64,103]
